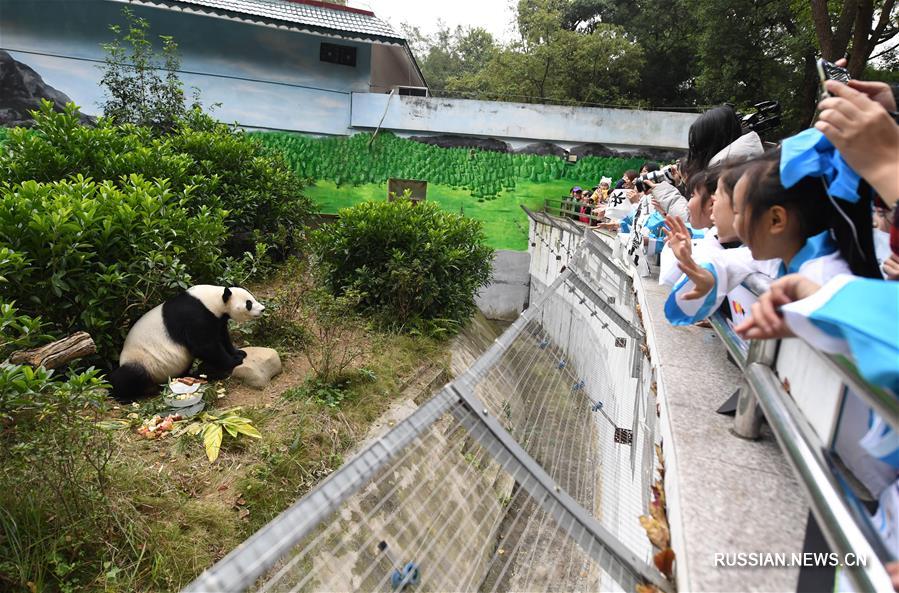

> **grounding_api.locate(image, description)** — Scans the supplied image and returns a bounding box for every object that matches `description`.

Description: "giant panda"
[108,285,265,402]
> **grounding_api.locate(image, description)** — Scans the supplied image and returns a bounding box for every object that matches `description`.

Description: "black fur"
[107,363,160,404]
[108,290,246,402]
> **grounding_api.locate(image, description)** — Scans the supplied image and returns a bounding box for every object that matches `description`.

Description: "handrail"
[704,271,899,589]
[745,363,894,592]
[733,273,899,435]
[544,198,607,225]
[526,211,899,591]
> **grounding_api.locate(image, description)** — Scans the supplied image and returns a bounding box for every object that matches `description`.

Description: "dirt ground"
[219,351,312,408]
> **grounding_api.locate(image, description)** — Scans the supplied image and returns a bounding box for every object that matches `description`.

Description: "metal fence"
[528,205,899,592]
[183,240,667,592]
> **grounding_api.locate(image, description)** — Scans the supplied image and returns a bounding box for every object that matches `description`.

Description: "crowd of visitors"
[567,62,899,589]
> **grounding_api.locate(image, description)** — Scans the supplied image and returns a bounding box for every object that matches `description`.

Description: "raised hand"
[663,215,714,300]
[734,274,822,340]
[662,215,691,262]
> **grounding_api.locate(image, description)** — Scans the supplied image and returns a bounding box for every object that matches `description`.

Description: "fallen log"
[9,332,96,369]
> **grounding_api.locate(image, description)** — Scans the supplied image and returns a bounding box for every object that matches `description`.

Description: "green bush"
[0,363,115,593]
[0,175,228,362]
[1,102,313,257]
[313,198,494,334]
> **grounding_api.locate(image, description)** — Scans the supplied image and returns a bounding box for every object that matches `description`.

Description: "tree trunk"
[9,332,96,370]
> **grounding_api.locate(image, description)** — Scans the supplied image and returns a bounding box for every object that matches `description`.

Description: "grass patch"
[305,178,589,251]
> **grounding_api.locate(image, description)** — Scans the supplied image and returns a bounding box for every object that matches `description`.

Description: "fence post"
[733,338,778,439]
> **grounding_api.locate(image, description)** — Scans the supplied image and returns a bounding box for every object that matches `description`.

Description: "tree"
[452,0,644,104]
[99,7,189,131]
[402,22,497,95]
[810,0,898,77]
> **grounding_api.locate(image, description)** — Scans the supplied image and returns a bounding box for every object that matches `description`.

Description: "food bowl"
[163,392,203,408]
[163,378,205,407]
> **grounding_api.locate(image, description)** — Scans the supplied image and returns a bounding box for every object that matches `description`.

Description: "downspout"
[368,87,395,149]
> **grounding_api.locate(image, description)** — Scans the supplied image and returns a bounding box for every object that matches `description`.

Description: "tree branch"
[833,0,860,56]
[870,0,898,47]
[810,0,836,58]
[849,0,874,76]
[9,332,96,370]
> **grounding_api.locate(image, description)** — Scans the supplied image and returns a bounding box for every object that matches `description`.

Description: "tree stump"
[9,332,96,369]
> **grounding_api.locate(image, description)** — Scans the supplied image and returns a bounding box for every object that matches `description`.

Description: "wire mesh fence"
[183,226,665,593]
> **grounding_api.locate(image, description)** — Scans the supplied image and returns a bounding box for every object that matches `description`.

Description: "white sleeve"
[664,247,759,325]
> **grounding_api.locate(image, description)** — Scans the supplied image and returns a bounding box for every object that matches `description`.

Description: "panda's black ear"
[223,287,232,303]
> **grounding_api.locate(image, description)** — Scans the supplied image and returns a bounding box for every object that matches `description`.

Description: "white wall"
[352,94,698,150]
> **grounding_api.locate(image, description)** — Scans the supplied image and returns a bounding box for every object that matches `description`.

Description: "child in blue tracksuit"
[664,143,881,326]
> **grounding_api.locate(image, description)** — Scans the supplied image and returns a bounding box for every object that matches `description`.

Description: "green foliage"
[407,0,897,135]
[177,408,262,462]
[0,175,227,362]
[313,197,494,334]
[100,7,188,131]
[402,24,498,93]
[0,365,115,591]
[1,102,314,258]
[254,130,642,200]
[283,377,350,409]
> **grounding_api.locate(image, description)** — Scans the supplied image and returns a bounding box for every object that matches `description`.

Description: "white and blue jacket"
[664,230,849,326]
[782,274,899,395]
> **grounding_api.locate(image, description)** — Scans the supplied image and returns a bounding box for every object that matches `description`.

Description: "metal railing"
[532,205,899,591]
[708,273,897,592]
[543,198,608,226]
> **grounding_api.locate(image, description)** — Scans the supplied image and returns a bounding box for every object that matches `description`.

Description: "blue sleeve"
[664,263,721,326]
[783,277,899,393]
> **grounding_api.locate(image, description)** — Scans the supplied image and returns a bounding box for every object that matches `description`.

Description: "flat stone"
[232,347,282,388]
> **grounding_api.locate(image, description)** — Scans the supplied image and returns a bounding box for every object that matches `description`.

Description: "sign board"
[387,179,427,202]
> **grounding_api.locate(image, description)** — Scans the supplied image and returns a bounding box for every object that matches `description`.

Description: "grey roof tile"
[167,0,402,42]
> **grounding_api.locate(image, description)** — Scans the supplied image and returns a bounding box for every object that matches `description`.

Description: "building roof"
[131,0,405,45]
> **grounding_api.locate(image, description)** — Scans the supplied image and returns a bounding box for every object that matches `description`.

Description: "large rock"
[408,134,510,153]
[569,143,621,158]
[514,142,567,157]
[0,50,91,127]
[232,347,282,388]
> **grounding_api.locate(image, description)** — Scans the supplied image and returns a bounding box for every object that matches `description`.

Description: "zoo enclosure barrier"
[182,231,666,592]
[530,202,899,592]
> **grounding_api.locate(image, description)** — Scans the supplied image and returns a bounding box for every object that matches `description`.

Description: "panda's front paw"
[236,349,248,361]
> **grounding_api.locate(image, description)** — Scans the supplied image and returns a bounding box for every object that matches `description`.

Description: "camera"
[738,100,781,135]
[635,165,676,188]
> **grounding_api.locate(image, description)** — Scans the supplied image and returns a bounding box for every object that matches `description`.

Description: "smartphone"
[817,58,851,97]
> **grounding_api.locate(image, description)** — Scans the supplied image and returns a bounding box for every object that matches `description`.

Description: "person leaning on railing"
[734,75,899,591]
[734,77,899,389]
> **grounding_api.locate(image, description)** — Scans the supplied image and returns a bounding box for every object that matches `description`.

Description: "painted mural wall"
[352,94,698,150]
[0,0,371,134]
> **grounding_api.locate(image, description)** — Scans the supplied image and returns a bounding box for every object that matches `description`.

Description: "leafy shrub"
[313,198,494,334]
[0,175,228,362]
[100,7,188,132]
[1,102,313,257]
[0,365,115,592]
[298,287,368,383]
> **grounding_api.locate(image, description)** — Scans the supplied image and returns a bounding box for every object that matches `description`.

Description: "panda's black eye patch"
[246,300,252,311]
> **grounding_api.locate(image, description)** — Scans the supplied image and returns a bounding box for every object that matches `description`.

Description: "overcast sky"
[352,0,518,42]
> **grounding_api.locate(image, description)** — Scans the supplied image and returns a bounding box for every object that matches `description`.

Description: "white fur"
[119,285,264,383]
[119,304,192,383]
